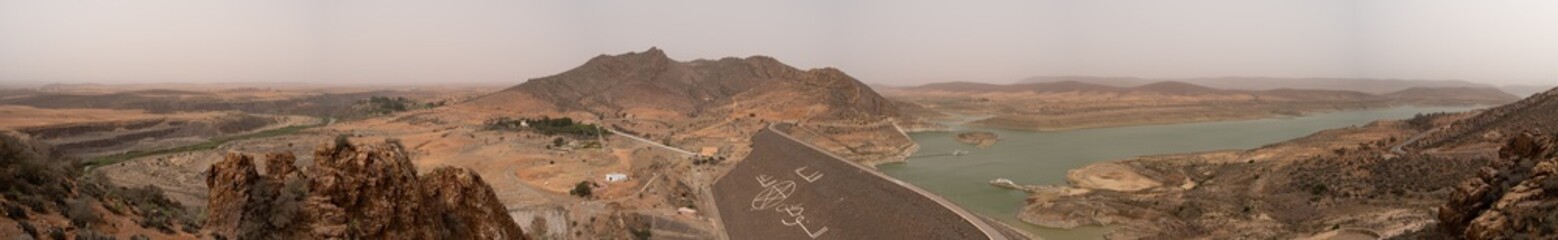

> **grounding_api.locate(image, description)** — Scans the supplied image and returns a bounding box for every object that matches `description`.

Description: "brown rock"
[421,167,528,240]
[1439,132,1558,239]
[204,139,527,240]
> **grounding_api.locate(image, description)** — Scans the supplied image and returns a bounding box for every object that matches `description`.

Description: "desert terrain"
[1013,86,1558,239]
[3,47,1550,240]
[3,48,944,239]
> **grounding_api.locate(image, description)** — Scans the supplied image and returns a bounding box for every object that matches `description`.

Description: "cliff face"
[205,139,525,240]
[1439,132,1558,239]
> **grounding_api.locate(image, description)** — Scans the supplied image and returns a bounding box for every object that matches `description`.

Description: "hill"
[1499,84,1556,97]
[1414,86,1558,149]
[1383,87,1520,106]
[474,47,897,121]
[0,133,201,239]
[1020,76,1501,94]
[467,47,916,164]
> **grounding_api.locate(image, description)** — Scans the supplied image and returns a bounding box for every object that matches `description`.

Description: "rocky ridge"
[1439,132,1558,239]
[1416,85,1558,149]
[204,138,525,240]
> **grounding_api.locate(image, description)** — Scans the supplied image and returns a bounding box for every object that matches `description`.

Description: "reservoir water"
[878,106,1479,239]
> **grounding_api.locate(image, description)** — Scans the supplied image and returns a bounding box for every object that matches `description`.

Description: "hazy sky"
[3,0,1557,86]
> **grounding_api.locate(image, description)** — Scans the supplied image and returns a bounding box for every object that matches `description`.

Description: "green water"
[878,106,1479,240]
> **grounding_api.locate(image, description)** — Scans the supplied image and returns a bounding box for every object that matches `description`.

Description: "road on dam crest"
[711,124,1025,240]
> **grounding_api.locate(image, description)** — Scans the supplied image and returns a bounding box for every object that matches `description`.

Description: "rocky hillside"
[1414,86,1558,149]
[0,133,200,239]
[204,138,525,240]
[475,47,898,122]
[1439,132,1558,239]
[468,48,916,164]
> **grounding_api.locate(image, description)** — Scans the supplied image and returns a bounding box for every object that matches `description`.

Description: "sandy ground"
[0,105,223,129]
[1065,162,1162,192]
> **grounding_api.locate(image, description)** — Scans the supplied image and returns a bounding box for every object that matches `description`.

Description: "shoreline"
[1011,116,1475,238]
[960,103,1490,132]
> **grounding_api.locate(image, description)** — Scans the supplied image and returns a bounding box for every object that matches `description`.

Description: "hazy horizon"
[3,0,1557,86]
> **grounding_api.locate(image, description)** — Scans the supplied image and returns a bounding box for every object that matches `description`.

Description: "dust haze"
[2,0,1556,86]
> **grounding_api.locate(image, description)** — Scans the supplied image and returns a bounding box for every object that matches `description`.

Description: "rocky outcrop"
[204,138,526,240]
[419,168,526,240]
[1439,132,1558,239]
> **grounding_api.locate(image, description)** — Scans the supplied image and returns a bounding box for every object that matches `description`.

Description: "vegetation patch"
[88,119,327,167]
[485,116,611,137]
[357,96,444,116]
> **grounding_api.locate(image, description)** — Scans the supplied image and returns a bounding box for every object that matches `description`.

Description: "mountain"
[473,47,898,122]
[1020,76,1501,94]
[466,48,915,164]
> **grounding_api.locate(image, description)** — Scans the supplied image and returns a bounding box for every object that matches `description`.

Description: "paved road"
[1391,126,1442,155]
[711,124,1018,240]
[604,127,696,156]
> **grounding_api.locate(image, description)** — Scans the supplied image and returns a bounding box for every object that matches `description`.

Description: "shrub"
[569,181,593,198]
[65,198,100,227]
[4,202,26,219]
[631,227,652,240]
[73,229,115,240]
[47,226,65,240]
[334,134,353,151]
[18,221,37,237]
[1310,184,1329,195]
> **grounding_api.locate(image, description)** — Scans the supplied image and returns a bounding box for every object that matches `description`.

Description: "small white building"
[604,173,628,182]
